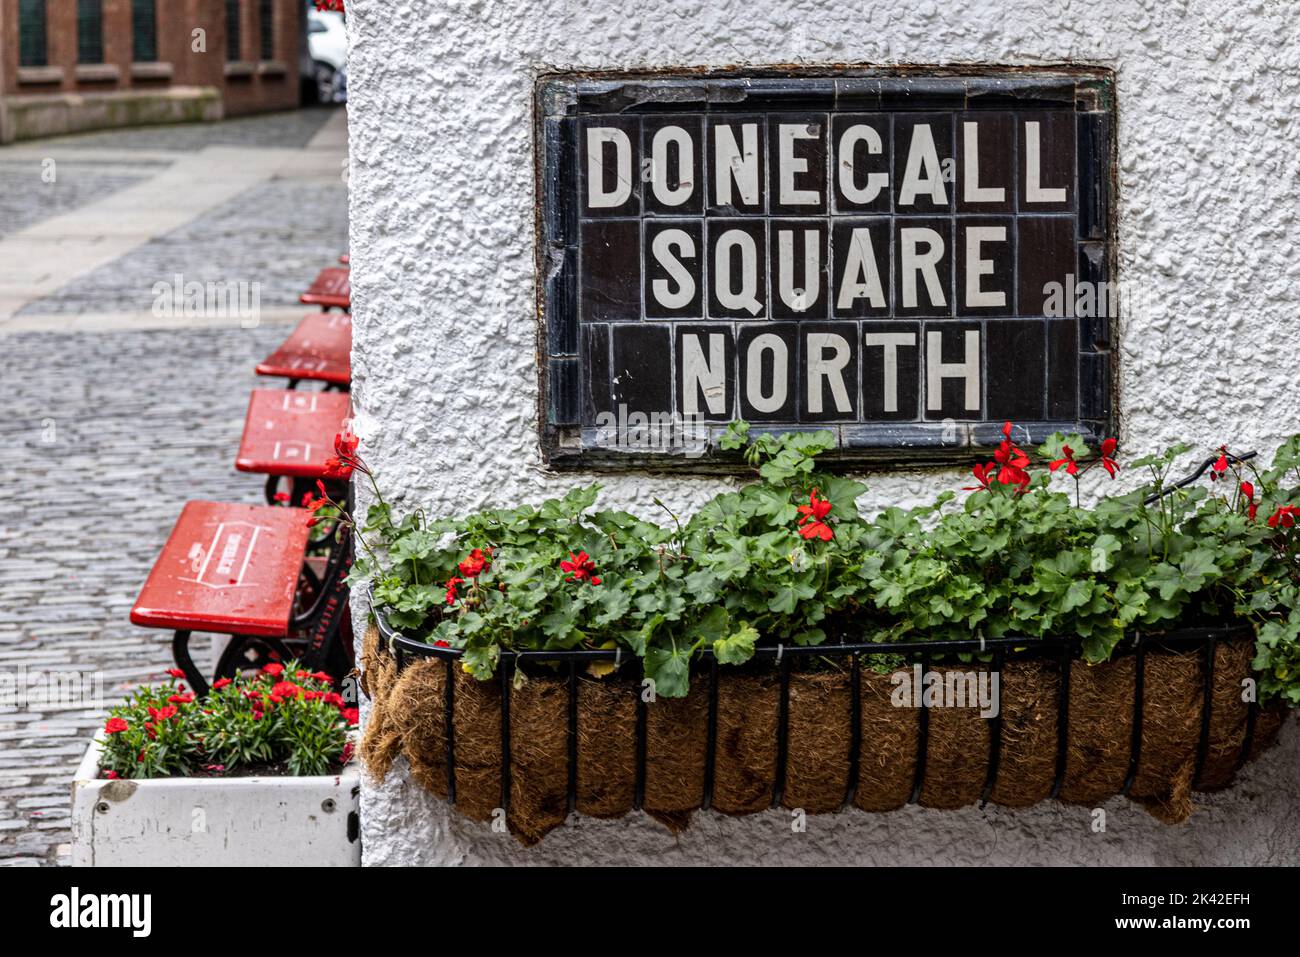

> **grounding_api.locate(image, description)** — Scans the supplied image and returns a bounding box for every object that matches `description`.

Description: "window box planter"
[361,610,1287,846]
[70,733,361,867]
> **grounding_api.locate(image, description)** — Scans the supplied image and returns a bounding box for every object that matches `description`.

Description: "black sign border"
[535,67,1117,472]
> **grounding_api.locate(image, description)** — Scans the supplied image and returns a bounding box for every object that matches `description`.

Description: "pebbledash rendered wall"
[345,0,1300,865]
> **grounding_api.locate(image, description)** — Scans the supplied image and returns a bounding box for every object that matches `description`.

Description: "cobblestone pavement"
[0,109,348,865]
[17,178,351,315]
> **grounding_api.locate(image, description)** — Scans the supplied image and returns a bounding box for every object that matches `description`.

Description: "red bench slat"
[131,502,310,637]
[255,312,351,384]
[235,389,353,478]
[299,266,350,309]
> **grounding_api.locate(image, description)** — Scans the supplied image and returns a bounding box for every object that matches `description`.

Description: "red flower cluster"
[966,423,1031,492]
[445,576,463,605]
[797,489,834,541]
[323,431,359,480]
[314,0,344,11]
[560,551,601,584]
[1269,505,1299,529]
[104,717,128,734]
[458,547,491,578]
[1241,481,1258,521]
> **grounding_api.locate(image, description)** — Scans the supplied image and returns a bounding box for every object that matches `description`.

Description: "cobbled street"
[0,108,349,865]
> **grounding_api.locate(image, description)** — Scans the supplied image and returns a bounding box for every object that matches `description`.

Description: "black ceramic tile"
[675,324,736,421]
[955,217,1013,316]
[1018,110,1075,213]
[876,77,967,111]
[549,357,581,426]
[707,218,768,319]
[831,114,892,213]
[922,321,983,421]
[580,220,642,323]
[1077,111,1110,239]
[1079,351,1109,422]
[709,77,836,112]
[1076,241,1112,350]
[736,322,798,421]
[545,244,579,354]
[966,76,1075,110]
[767,113,829,215]
[985,319,1047,421]
[893,114,954,215]
[831,218,891,317]
[861,320,921,420]
[706,115,766,215]
[577,80,710,115]
[644,220,704,319]
[1046,319,1079,420]
[579,115,640,218]
[1017,216,1074,318]
[582,323,613,424]
[799,322,860,422]
[769,219,830,319]
[642,115,704,216]
[955,112,1015,213]
[610,323,674,419]
[894,218,953,318]
[542,117,578,241]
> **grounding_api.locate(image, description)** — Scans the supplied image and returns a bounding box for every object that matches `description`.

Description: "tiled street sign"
[537,71,1116,468]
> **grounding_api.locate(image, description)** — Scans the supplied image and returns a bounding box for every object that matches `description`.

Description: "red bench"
[235,389,352,504]
[131,501,352,695]
[255,312,351,389]
[300,266,350,310]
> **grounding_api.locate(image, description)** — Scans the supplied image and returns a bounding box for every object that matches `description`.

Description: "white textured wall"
[346,0,1300,865]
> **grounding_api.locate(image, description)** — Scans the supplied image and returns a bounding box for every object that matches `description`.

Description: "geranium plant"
[99,663,358,779]
[318,423,1300,705]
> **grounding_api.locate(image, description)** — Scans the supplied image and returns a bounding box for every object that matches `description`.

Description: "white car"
[307,6,348,104]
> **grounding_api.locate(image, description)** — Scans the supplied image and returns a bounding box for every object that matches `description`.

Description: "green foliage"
[98,664,355,779]
[352,423,1300,704]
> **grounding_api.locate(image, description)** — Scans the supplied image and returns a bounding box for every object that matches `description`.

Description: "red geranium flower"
[341,707,359,726]
[310,671,332,683]
[458,548,491,578]
[1099,437,1120,478]
[797,489,834,541]
[212,678,232,690]
[964,461,996,492]
[1241,481,1258,521]
[104,717,128,734]
[322,455,354,480]
[324,692,345,709]
[560,551,601,582]
[1268,505,1299,529]
[993,422,1032,489]
[165,668,185,679]
[147,705,178,722]
[271,681,301,700]
[167,693,194,705]
[1049,444,1079,476]
[445,576,464,605]
[262,663,284,677]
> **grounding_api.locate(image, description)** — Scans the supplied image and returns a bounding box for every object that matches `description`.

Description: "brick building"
[0,0,307,143]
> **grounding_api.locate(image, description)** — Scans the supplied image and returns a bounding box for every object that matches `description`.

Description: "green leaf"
[713,622,758,665]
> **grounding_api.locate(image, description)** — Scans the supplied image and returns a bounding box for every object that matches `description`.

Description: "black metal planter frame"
[370,449,1270,818]
[374,608,1264,818]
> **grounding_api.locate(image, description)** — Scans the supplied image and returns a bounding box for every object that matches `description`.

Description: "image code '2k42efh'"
[536,71,1116,467]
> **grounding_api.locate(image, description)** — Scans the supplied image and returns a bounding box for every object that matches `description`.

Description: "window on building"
[77,0,105,64]
[226,0,243,61]
[259,0,275,60]
[19,0,48,68]
[132,0,159,62]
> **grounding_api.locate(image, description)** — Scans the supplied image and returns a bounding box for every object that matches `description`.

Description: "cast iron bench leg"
[172,630,210,698]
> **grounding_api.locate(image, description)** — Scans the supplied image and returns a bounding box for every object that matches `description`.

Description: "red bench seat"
[299,266,350,310]
[130,502,311,638]
[255,312,351,386]
[235,389,352,479]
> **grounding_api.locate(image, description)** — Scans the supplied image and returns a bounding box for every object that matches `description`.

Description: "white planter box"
[70,735,361,867]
